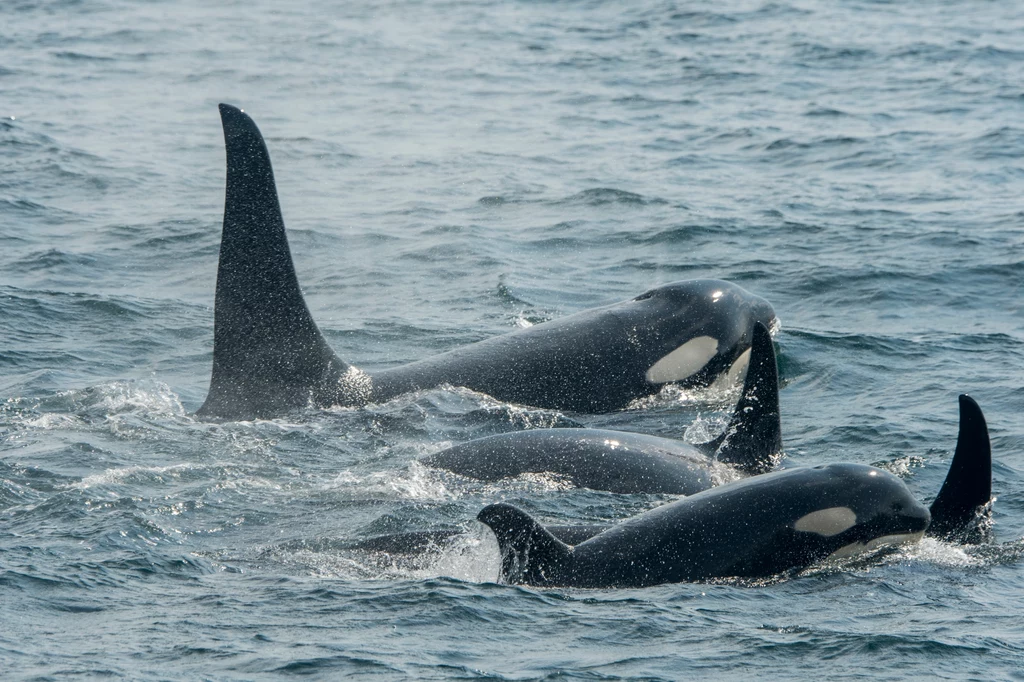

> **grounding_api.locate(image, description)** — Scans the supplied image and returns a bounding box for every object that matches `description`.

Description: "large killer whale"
[476,395,992,587]
[197,104,776,421]
[423,321,782,494]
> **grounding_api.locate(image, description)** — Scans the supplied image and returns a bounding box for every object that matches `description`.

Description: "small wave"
[763,138,810,152]
[7,248,97,273]
[793,42,876,64]
[69,462,199,490]
[666,10,738,26]
[968,126,1024,159]
[480,187,665,209]
[873,455,926,478]
[961,536,1024,566]
[478,195,509,206]
[560,188,665,206]
[57,380,186,419]
[495,279,535,307]
[804,106,848,117]
[16,411,84,431]
[0,197,50,214]
[52,51,116,62]
[3,380,185,431]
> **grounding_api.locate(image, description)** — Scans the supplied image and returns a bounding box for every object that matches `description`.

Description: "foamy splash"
[626,380,743,412]
[405,524,501,583]
[70,462,198,489]
[323,461,456,501]
[3,380,188,435]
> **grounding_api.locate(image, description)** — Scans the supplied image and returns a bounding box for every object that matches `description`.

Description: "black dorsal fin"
[477,503,573,586]
[703,321,783,474]
[928,394,993,543]
[197,104,352,421]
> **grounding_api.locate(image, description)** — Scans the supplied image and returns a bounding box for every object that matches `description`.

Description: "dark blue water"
[3,0,1024,678]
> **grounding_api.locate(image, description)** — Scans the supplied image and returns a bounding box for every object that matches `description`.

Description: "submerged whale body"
[424,321,783,494]
[197,105,776,421]
[477,395,993,587]
[345,524,609,555]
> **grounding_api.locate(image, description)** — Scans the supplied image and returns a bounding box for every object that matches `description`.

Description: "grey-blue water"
[2,0,1024,678]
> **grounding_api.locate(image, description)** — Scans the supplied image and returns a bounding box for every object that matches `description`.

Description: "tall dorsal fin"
[703,321,782,474]
[928,394,993,543]
[196,104,352,421]
[477,503,573,585]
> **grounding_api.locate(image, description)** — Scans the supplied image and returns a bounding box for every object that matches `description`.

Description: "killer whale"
[351,322,779,556]
[197,104,776,421]
[423,321,782,494]
[477,395,993,587]
[480,464,931,588]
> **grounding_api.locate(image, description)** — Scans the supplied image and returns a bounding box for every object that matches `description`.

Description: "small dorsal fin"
[196,105,352,420]
[703,321,782,474]
[477,504,573,585]
[928,394,993,543]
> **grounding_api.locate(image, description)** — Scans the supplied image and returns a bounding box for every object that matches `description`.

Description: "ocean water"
[2,0,1024,678]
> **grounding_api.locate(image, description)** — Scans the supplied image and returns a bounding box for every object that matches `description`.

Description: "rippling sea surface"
[3,0,1024,678]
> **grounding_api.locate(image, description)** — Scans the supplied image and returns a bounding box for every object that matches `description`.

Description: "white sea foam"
[683,412,731,446]
[407,524,501,583]
[324,461,456,501]
[626,380,742,412]
[513,314,535,329]
[899,536,983,568]
[876,455,925,478]
[68,380,187,417]
[21,413,83,430]
[70,463,197,489]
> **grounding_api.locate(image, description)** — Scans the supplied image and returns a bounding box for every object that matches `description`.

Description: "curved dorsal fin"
[477,503,573,585]
[196,104,351,420]
[704,321,783,474]
[928,394,993,543]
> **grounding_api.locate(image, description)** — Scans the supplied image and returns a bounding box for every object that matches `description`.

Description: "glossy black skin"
[422,320,782,494]
[197,105,775,420]
[370,279,776,414]
[425,429,729,495]
[928,395,992,543]
[358,397,988,571]
[478,464,931,588]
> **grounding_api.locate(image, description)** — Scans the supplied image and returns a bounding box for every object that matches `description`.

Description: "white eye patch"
[645,336,719,384]
[793,507,857,537]
[709,347,751,391]
[724,347,751,384]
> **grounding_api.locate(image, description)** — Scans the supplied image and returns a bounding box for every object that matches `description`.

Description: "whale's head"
[781,464,931,562]
[626,279,776,388]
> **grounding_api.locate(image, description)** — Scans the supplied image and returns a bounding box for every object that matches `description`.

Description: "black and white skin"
[477,395,992,588]
[197,105,776,421]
